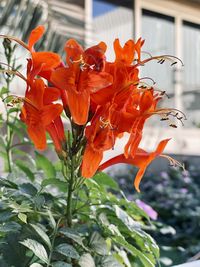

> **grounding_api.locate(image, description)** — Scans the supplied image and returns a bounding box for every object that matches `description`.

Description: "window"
[92,0,133,60]
[182,21,200,126]
[141,10,175,97]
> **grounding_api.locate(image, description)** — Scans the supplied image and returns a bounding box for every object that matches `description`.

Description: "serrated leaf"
[0,177,18,189]
[18,213,27,223]
[112,235,155,267]
[113,205,141,232]
[79,253,95,267]
[89,231,108,255]
[15,160,35,181]
[47,210,56,229]
[19,183,37,196]
[33,195,45,209]
[30,263,44,267]
[30,224,51,249]
[55,243,79,259]
[0,211,14,222]
[0,221,21,232]
[35,152,56,179]
[59,228,85,248]
[102,256,123,267]
[10,201,32,213]
[52,261,72,267]
[93,172,119,190]
[41,179,67,192]
[20,239,48,264]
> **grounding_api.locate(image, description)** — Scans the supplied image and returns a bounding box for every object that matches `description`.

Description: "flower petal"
[42,104,63,126]
[65,39,83,65]
[32,51,61,71]
[114,39,135,65]
[67,88,90,125]
[87,72,113,93]
[82,145,103,178]
[27,124,46,150]
[28,25,45,51]
[43,87,60,105]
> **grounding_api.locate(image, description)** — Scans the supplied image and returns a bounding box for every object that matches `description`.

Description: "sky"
[93,0,116,17]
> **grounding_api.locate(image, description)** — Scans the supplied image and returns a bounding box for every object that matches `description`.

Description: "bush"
[112,165,200,266]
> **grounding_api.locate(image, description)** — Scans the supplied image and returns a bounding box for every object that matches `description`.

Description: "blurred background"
[0,0,200,266]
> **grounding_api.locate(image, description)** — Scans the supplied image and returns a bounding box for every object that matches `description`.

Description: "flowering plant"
[0,25,184,267]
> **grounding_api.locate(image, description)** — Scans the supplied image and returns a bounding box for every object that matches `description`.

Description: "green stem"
[47,219,61,267]
[5,79,12,173]
[66,156,74,227]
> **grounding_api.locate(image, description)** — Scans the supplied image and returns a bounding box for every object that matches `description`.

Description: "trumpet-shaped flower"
[51,39,113,125]
[20,79,64,150]
[27,25,61,81]
[99,139,170,192]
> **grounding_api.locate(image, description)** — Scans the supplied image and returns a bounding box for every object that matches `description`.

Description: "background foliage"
[112,164,200,266]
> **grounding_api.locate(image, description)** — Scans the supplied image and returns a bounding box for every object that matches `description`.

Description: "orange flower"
[99,139,170,192]
[27,25,61,81]
[50,39,112,125]
[81,104,117,178]
[114,38,144,64]
[20,79,64,150]
[90,38,143,106]
[81,39,153,178]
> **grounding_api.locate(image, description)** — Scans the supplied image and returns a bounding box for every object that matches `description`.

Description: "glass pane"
[141,10,175,128]
[141,10,175,97]
[92,0,133,61]
[182,21,200,127]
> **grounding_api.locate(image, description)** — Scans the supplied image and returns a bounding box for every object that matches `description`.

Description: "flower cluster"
[3,25,184,191]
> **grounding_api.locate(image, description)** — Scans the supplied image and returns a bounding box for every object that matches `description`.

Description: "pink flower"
[136,199,158,220]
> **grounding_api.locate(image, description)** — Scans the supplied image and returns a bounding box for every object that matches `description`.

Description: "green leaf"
[79,253,95,267]
[41,178,67,192]
[52,262,72,267]
[0,86,8,97]
[30,224,51,249]
[10,201,32,213]
[113,205,142,231]
[18,213,27,223]
[59,228,85,248]
[93,172,119,190]
[0,177,18,189]
[47,209,56,229]
[101,256,123,267]
[7,122,24,140]
[15,160,35,181]
[33,195,45,209]
[19,183,37,196]
[0,221,21,232]
[0,136,6,149]
[0,211,14,222]
[89,231,108,255]
[35,152,56,179]
[20,239,48,264]
[55,243,80,260]
[7,107,20,114]
[112,235,155,267]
